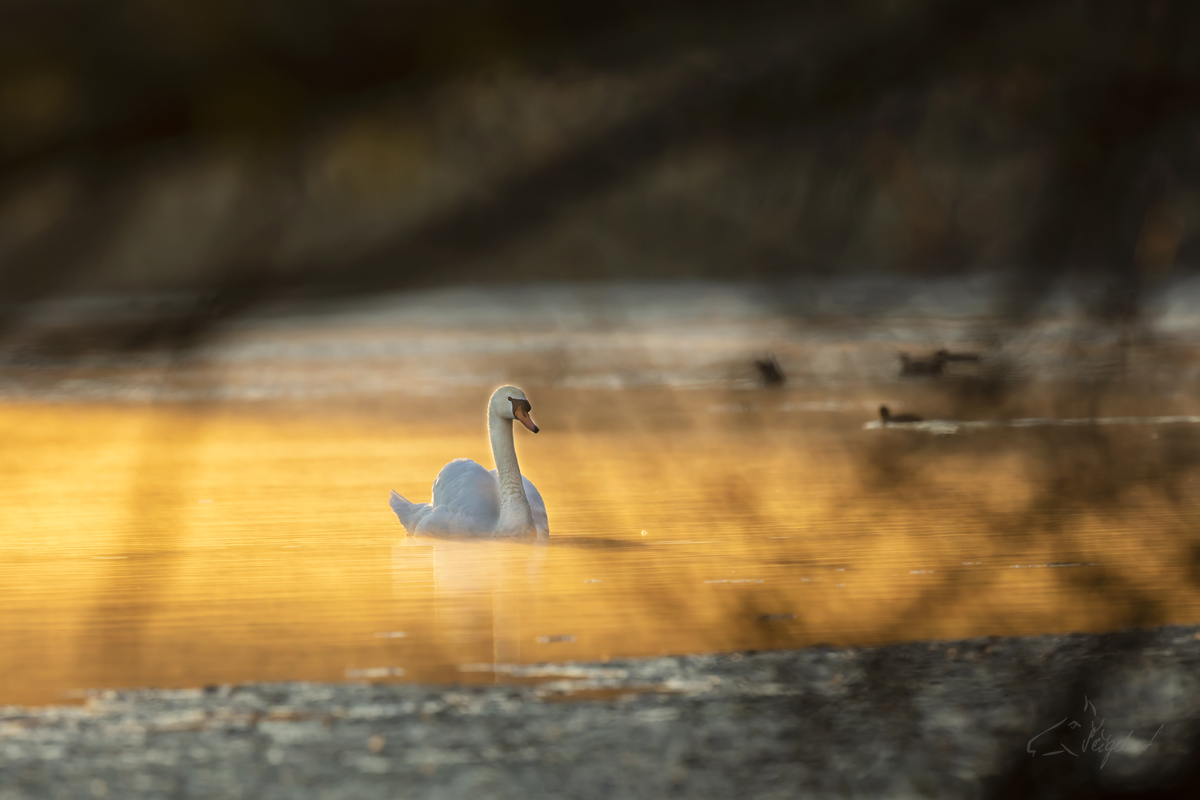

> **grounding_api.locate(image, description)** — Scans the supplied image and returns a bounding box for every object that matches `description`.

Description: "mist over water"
[6,273,1200,400]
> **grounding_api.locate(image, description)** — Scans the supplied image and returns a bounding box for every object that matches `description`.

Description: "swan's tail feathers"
[389,490,422,534]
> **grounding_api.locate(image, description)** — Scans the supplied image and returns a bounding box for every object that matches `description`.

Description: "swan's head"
[490,385,539,433]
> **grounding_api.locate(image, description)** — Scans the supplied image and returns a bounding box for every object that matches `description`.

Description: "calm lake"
[3,280,1199,705]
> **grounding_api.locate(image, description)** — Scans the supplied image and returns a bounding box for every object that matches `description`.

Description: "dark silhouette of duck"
[899,351,947,376]
[935,349,981,363]
[755,356,786,387]
[880,405,922,424]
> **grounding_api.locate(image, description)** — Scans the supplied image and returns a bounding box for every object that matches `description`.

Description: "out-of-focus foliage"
[0,0,1198,324]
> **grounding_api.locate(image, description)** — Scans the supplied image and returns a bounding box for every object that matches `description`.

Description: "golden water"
[2,388,1199,705]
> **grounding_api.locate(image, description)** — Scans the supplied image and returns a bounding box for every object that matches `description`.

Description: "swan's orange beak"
[515,406,539,433]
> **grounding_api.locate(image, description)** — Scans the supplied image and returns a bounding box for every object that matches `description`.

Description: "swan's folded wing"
[389,490,431,534]
[430,458,501,526]
[523,476,550,538]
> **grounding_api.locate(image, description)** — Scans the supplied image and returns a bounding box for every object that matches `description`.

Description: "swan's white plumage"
[503,469,549,537]
[389,460,548,537]
[389,386,548,538]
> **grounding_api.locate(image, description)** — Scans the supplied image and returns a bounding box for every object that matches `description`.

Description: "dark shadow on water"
[399,532,647,550]
[547,536,648,551]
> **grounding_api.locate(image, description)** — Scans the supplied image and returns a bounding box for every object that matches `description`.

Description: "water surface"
[3,281,1199,705]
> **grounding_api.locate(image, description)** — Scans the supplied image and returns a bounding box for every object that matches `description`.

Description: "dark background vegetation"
[1,0,1198,347]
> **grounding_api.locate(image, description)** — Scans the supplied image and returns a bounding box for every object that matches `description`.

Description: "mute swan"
[879,405,922,424]
[389,386,549,538]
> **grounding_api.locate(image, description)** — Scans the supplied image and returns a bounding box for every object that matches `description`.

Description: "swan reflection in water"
[393,536,548,667]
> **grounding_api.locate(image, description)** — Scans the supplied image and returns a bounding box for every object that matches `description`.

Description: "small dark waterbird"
[880,405,922,424]
[755,356,786,387]
[935,349,981,363]
[899,351,947,377]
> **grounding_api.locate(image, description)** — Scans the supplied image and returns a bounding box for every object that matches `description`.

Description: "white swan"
[389,386,549,538]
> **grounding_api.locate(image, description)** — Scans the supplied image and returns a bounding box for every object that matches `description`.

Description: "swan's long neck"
[489,410,535,535]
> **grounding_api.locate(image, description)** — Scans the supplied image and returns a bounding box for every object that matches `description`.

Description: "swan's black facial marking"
[508,396,538,433]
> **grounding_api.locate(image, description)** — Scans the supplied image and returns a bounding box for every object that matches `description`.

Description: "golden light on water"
[2,390,1199,705]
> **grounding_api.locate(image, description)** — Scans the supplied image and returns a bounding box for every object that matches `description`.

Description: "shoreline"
[4,624,1200,798]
